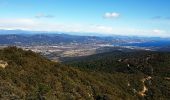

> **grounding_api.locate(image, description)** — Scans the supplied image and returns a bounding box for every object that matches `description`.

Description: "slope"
[0,47,149,100]
[67,50,170,99]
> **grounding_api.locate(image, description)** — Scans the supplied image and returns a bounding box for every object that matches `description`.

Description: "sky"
[0,0,170,37]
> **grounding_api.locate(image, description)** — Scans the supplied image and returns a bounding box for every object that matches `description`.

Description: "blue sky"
[0,0,170,37]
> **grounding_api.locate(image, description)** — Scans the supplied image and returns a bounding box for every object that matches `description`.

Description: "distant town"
[1,31,170,62]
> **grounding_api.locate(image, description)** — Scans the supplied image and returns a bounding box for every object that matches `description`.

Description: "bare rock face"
[0,60,8,68]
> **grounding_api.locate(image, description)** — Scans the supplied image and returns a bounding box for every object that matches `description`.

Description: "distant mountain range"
[0,33,111,45]
[0,30,170,50]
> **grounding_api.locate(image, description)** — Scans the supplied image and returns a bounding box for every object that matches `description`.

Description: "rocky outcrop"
[0,60,8,68]
[138,76,152,97]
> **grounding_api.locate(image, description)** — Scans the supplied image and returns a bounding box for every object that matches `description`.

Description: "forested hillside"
[67,50,170,76]
[67,50,170,99]
[0,47,170,100]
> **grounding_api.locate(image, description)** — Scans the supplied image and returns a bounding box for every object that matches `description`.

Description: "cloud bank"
[104,12,120,19]
[0,18,169,37]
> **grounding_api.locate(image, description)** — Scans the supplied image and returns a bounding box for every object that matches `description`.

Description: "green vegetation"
[67,50,170,99]
[0,47,170,99]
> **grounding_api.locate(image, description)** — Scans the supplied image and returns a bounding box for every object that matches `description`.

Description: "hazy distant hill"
[0,29,160,46]
[0,34,113,45]
[1,30,170,52]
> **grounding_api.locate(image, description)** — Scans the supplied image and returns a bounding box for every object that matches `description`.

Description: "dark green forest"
[0,47,170,100]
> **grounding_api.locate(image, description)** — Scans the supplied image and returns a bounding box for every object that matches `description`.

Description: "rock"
[0,60,8,68]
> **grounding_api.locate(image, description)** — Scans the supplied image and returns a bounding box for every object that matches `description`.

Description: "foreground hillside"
[67,50,170,99]
[0,47,170,100]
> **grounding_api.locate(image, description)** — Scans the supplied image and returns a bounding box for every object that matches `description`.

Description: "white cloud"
[0,18,38,30]
[152,29,165,34]
[104,12,120,19]
[0,18,169,37]
[0,18,35,24]
[35,13,55,18]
